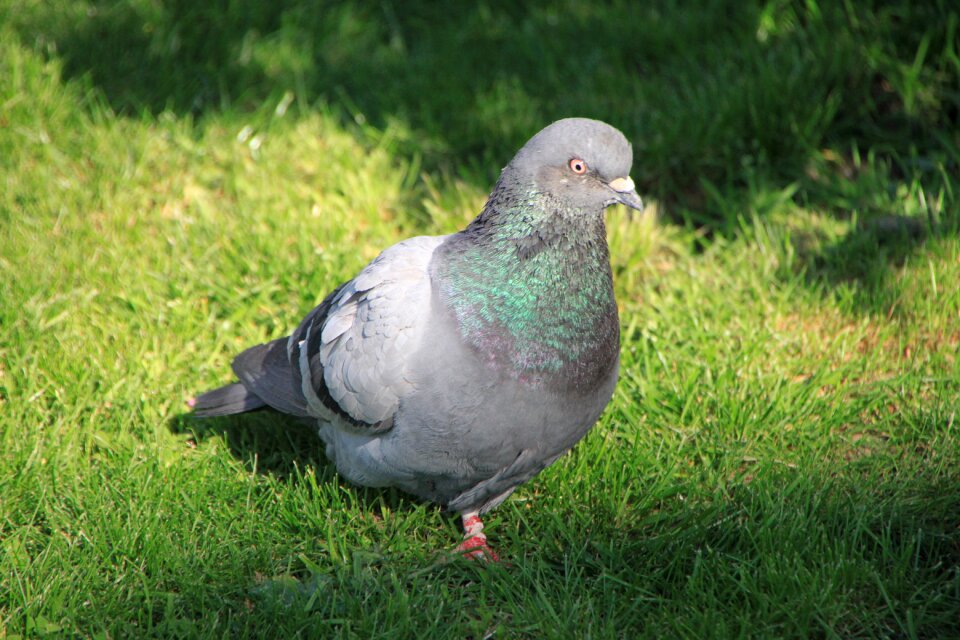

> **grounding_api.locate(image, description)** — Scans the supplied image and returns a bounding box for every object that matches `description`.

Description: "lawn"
[2,1,959,638]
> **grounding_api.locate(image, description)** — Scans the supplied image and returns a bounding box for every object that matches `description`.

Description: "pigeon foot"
[457,513,500,562]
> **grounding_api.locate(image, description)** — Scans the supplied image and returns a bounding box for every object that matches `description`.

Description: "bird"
[190,118,644,560]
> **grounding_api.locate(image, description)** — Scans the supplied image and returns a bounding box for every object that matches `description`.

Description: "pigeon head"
[506,118,644,213]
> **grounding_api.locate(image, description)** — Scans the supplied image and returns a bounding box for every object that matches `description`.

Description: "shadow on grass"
[789,212,958,315]
[11,0,956,329]
[168,409,327,478]
[607,468,960,635]
[10,0,958,220]
[167,409,435,519]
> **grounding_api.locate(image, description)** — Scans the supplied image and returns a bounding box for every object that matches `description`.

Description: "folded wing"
[228,235,445,429]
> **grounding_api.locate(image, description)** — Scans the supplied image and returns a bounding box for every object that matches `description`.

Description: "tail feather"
[191,382,267,417]
[231,338,310,417]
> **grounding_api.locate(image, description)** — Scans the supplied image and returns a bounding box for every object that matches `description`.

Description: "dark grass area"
[7,0,959,220]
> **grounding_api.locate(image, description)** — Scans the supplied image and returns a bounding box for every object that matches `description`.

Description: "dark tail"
[190,382,267,417]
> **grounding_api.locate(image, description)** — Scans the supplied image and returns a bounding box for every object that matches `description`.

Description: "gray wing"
[310,235,445,425]
[232,235,446,428]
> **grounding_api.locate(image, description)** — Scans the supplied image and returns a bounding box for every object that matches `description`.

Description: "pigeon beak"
[607,176,644,212]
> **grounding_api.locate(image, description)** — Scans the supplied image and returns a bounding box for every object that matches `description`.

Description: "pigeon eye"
[568,158,588,175]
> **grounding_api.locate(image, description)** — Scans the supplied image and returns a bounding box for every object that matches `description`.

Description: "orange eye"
[569,158,588,175]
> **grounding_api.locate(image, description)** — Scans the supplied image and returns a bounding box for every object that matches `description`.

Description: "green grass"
[1,1,959,637]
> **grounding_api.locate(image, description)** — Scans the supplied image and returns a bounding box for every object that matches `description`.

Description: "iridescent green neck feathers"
[432,179,620,390]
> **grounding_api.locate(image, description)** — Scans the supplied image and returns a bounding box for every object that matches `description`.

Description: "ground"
[1,1,958,638]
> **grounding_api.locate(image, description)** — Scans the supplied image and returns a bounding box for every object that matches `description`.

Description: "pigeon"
[191,118,644,560]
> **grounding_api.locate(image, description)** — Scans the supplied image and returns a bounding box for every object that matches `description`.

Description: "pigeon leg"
[456,512,499,561]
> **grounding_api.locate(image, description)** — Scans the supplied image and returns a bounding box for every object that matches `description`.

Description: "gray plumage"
[193,118,643,520]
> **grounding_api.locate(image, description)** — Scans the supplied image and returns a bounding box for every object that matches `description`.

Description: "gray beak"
[607,176,644,212]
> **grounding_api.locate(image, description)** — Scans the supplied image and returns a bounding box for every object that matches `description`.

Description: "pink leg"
[455,512,499,562]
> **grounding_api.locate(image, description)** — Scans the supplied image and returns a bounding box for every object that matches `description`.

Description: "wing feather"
[227,231,445,429]
[284,235,447,429]
[316,235,445,426]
